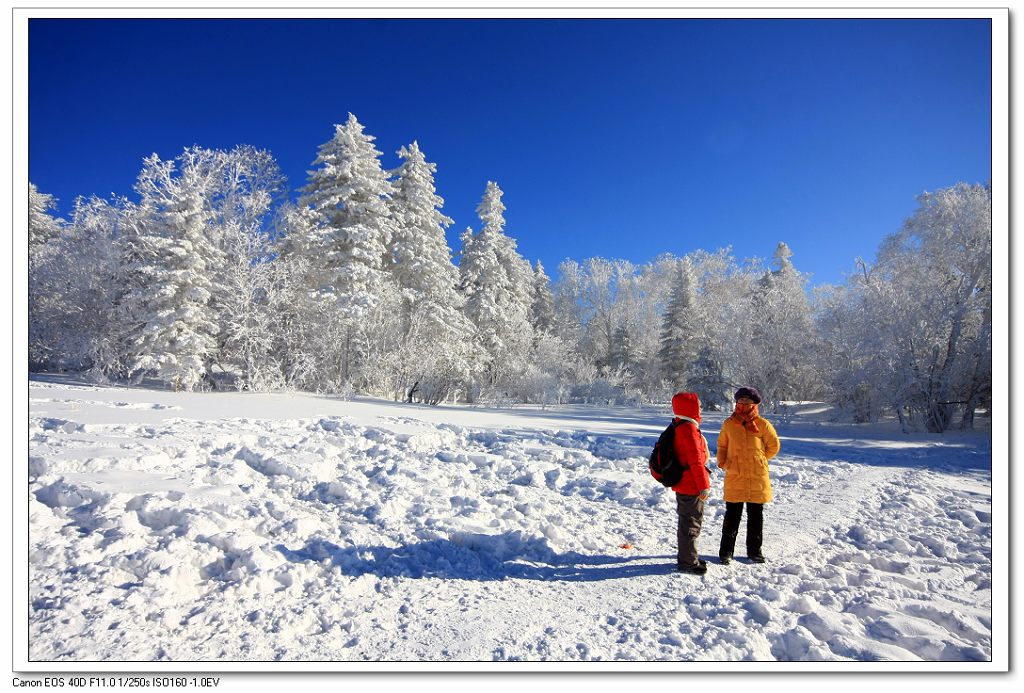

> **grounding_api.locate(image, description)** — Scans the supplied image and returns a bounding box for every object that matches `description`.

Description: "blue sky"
[28,18,991,286]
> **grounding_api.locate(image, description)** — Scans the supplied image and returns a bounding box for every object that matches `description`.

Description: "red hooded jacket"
[669,392,712,496]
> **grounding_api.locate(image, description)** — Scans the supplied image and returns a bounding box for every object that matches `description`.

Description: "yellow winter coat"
[716,415,780,504]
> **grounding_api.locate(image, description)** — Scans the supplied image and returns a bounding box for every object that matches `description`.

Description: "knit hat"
[671,392,702,421]
[734,386,762,404]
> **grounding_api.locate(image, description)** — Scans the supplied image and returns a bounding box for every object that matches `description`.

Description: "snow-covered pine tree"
[686,344,730,409]
[478,182,536,317]
[298,113,396,316]
[116,150,223,390]
[658,257,700,391]
[609,324,637,371]
[738,242,819,408]
[530,260,556,336]
[270,202,327,390]
[297,114,398,387]
[607,324,641,399]
[459,182,535,400]
[382,141,475,403]
[389,141,455,303]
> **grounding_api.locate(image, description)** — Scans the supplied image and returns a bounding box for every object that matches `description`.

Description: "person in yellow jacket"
[716,386,780,564]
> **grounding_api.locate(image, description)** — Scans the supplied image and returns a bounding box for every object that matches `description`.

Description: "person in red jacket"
[669,392,712,575]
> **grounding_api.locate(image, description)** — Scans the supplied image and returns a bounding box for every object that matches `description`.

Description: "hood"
[671,392,701,423]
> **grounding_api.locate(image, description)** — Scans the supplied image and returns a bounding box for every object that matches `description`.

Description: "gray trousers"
[675,493,705,568]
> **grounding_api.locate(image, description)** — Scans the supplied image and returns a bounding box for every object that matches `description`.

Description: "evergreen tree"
[687,344,729,409]
[530,260,556,335]
[298,113,396,316]
[116,150,223,390]
[297,114,398,386]
[459,182,534,397]
[390,141,457,311]
[609,325,636,371]
[380,141,475,403]
[658,258,700,390]
[724,242,819,408]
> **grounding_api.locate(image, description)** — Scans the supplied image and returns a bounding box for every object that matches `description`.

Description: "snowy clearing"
[24,376,992,665]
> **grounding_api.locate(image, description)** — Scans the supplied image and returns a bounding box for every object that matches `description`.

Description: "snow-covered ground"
[23,375,994,666]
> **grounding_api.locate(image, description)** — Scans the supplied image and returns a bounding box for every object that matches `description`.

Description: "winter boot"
[677,559,708,575]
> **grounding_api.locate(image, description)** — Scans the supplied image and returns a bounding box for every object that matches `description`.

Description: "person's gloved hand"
[698,488,710,501]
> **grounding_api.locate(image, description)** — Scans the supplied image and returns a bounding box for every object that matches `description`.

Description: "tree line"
[28,114,992,432]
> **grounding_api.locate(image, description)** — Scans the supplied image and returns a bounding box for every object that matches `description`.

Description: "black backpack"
[649,420,689,487]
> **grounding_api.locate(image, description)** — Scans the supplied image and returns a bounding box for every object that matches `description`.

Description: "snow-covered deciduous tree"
[63,196,128,374]
[552,255,675,404]
[262,213,321,391]
[29,183,62,256]
[615,261,668,402]
[30,190,125,374]
[813,280,888,423]
[818,183,992,432]
[28,184,65,369]
[216,222,285,392]
[206,147,286,389]
[514,332,580,406]
[554,257,625,371]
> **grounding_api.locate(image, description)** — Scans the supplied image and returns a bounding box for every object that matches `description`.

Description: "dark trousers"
[719,502,764,558]
[676,493,705,568]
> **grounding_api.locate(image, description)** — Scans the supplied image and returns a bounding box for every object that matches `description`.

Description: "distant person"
[667,392,712,575]
[716,387,780,564]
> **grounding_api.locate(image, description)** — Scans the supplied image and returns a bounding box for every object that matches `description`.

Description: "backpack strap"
[663,419,689,472]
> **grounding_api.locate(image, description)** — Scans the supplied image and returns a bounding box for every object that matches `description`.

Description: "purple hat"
[734,387,762,404]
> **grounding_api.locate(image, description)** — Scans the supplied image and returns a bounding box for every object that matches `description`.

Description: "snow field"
[26,381,992,663]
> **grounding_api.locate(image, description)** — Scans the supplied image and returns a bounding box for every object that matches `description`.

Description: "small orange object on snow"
[618,543,634,549]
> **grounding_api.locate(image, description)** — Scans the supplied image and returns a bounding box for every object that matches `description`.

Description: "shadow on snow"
[276,533,680,582]
[773,430,991,472]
